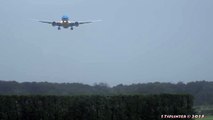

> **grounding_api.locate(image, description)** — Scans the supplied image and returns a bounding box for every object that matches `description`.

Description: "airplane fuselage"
[61,21,70,28]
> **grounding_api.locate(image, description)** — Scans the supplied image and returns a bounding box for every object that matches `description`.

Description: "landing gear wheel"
[58,27,61,30]
[71,27,73,30]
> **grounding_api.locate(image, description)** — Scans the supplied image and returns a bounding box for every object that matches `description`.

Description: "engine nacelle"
[52,21,57,26]
[74,22,79,27]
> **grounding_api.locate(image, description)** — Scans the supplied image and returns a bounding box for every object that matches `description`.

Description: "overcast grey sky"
[0,0,213,85]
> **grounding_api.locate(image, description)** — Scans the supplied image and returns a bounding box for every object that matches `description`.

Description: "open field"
[196,116,213,120]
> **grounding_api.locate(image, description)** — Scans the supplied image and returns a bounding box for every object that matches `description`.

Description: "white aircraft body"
[39,16,100,30]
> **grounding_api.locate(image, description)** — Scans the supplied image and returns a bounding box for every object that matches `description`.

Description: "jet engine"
[74,22,79,27]
[52,21,57,26]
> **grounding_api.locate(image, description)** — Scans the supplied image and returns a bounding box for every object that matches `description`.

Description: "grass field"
[194,105,213,120]
[196,116,213,120]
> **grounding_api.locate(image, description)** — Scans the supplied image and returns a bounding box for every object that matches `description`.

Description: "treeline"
[0,80,212,105]
[0,95,194,120]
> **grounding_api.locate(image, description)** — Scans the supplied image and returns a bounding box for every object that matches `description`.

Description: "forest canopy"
[0,80,212,106]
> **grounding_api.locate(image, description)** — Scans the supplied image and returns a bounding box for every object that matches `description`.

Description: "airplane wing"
[39,21,52,24]
[78,22,92,24]
[38,20,61,27]
[78,20,102,24]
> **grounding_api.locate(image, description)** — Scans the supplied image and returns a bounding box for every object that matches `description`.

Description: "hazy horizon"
[0,0,213,86]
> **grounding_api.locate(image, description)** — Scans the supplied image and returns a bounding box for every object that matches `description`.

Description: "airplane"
[38,16,101,30]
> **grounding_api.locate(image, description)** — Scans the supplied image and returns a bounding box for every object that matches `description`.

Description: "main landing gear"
[58,27,61,30]
[70,27,73,30]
